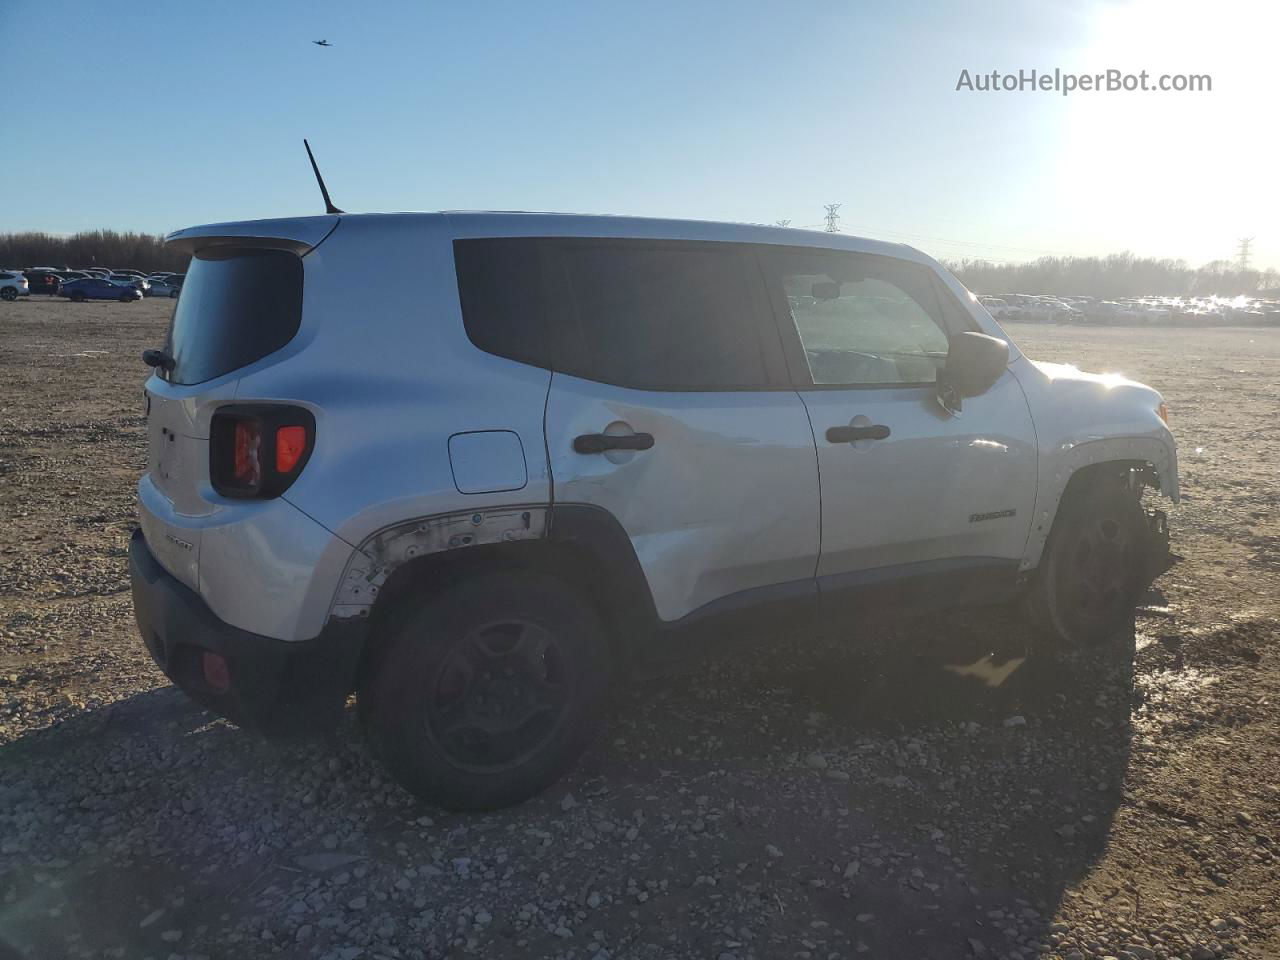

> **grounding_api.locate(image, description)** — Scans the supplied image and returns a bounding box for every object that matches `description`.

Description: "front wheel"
[0,287,16,301]
[359,571,610,811]
[1026,470,1151,647]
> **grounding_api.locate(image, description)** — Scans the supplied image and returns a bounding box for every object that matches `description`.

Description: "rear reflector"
[202,652,231,693]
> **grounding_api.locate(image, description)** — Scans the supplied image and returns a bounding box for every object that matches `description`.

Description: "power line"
[823,204,842,233]
[1237,237,1254,271]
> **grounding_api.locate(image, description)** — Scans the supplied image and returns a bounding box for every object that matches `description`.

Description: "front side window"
[769,252,951,386]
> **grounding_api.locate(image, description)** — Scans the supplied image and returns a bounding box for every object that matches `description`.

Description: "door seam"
[792,389,824,580]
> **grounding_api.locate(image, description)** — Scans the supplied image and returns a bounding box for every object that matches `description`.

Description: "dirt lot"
[1,297,1278,960]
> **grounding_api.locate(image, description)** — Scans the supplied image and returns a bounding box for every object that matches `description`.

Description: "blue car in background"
[61,278,143,302]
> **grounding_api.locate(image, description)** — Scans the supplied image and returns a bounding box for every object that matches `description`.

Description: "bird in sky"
[312,39,331,47]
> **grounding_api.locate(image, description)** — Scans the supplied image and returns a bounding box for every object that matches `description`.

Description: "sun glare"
[1061,0,1278,266]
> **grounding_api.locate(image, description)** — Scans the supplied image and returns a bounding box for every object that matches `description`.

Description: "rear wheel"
[70,291,87,303]
[0,287,16,301]
[359,571,610,811]
[1026,470,1150,647]
[119,293,134,302]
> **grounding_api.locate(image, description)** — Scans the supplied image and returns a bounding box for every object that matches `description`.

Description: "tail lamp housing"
[210,405,315,499]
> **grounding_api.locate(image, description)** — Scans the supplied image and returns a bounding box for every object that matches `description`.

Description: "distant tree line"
[0,231,190,273]
[947,252,1280,299]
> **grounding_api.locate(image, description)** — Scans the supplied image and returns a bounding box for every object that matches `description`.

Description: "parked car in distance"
[109,273,150,294]
[0,271,30,301]
[977,296,1009,318]
[1135,300,1172,323]
[22,269,63,295]
[61,277,144,302]
[1006,296,1063,323]
[130,211,1178,811]
[147,277,183,298]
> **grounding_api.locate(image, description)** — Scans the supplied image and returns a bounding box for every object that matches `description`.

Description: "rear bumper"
[129,528,366,735]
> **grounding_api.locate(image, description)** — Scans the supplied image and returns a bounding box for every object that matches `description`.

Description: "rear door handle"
[826,424,891,443]
[573,432,655,454]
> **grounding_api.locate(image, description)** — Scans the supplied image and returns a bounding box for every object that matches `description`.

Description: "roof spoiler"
[164,215,340,257]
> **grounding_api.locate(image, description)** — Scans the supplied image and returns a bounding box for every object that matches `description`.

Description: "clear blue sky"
[3,0,1273,268]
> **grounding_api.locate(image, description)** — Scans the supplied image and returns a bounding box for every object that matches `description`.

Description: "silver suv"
[0,271,30,301]
[130,212,1177,810]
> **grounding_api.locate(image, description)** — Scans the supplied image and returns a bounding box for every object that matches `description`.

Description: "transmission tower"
[823,204,842,233]
[775,219,791,228]
[1237,237,1254,271]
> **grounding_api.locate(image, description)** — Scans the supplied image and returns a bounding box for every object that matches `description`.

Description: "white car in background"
[147,277,183,298]
[1115,301,1152,323]
[1137,301,1172,323]
[110,271,151,295]
[1016,297,1065,323]
[977,296,1009,318]
[0,271,30,301]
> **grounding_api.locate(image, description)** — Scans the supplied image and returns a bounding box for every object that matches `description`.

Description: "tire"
[1026,470,1150,647]
[169,290,178,298]
[0,287,16,301]
[119,293,134,302]
[70,291,87,303]
[359,571,610,811]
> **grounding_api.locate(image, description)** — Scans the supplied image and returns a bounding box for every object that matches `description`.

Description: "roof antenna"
[303,139,344,214]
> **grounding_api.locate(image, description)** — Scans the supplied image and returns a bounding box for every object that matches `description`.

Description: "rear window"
[166,248,303,385]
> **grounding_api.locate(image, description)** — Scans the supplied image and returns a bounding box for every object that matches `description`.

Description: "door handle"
[826,424,891,443]
[573,432,655,454]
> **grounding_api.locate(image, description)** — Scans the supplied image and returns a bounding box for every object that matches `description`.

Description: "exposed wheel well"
[352,534,648,690]
[1031,458,1168,583]
[1059,459,1161,505]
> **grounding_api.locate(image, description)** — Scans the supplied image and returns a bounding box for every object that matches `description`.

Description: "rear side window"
[454,239,554,370]
[166,248,302,385]
[454,238,773,391]
[558,243,770,390]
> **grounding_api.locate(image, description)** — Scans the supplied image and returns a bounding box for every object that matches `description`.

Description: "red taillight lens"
[211,406,314,499]
[275,425,307,473]
[233,420,263,488]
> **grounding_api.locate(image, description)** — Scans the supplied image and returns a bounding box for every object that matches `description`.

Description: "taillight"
[211,406,314,499]
[233,420,263,488]
[275,425,308,473]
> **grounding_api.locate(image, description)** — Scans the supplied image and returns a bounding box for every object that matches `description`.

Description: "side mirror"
[937,332,1009,414]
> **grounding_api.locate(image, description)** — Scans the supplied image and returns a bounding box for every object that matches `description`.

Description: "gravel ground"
[1,298,1278,960]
